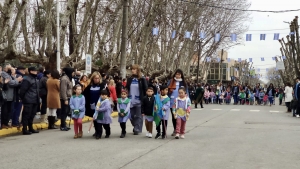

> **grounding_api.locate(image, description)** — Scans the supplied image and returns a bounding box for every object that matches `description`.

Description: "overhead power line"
[180,0,300,13]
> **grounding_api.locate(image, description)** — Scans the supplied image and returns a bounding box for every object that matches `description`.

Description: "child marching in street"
[93,90,112,140]
[172,87,191,139]
[141,87,155,138]
[70,85,86,139]
[155,86,170,139]
[117,89,131,138]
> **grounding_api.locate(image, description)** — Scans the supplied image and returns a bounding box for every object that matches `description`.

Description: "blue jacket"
[70,94,86,119]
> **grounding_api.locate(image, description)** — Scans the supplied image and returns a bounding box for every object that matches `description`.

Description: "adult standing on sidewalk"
[294,77,300,117]
[47,70,61,129]
[167,69,188,136]
[19,67,39,135]
[39,70,50,123]
[284,82,293,112]
[1,64,22,129]
[59,67,74,131]
[126,64,148,135]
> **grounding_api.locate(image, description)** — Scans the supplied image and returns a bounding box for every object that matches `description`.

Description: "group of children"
[69,85,191,140]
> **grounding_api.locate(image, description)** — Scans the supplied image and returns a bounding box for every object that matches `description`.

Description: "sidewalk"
[0,112,118,137]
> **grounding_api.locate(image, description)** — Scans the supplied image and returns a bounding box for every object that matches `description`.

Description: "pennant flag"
[206,57,211,62]
[215,33,220,42]
[266,68,269,72]
[171,30,176,39]
[242,68,245,71]
[282,56,286,60]
[200,32,205,39]
[261,57,265,61]
[290,32,295,35]
[274,33,280,40]
[249,58,252,62]
[260,34,266,40]
[217,58,220,62]
[275,67,278,71]
[234,68,238,72]
[231,33,237,41]
[152,28,159,36]
[278,75,281,78]
[227,58,231,62]
[257,68,260,72]
[246,34,252,41]
[238,58,241,62]
[272,57,275,60]
[185,31,191,38]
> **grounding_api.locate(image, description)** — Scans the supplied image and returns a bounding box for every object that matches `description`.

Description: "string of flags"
[205,56,287,63]
[152,27,294,41]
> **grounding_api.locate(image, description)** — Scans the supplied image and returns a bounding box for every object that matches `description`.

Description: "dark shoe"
[155,133,161,139]
[66,127,71,130]
[93,133,96,137]
[1,124,8,129]
[134,131,139,135]
[29,129,39,133]
[162,135,166,139]
[105,135,109,138]
[201,106,204,108]
[23,131,32,135]
[120,133,125,138]
[60,127,69,131]
[96,135,101,140]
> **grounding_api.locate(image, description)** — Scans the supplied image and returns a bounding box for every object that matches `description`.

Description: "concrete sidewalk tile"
[0,112,118,137]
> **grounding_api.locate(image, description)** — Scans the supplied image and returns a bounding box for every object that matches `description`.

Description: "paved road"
[1,103,299,169]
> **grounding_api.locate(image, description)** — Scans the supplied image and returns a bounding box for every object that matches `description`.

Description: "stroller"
[263,95,268,105]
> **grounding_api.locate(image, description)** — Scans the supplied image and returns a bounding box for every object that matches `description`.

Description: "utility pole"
[196,40,202,83]
[219,49,224,83]
[120,0,129,79]
[56,0,60,71]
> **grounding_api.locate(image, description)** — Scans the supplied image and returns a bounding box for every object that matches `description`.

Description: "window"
[211,69,215,73]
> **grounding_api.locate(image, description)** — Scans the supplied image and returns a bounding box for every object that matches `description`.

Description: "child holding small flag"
[172,87,191,139]
[117,89,131,138]
[141,87,155,138]
[155,86,171,139]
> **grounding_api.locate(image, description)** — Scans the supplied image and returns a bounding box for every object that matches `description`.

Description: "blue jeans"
[233,95,238,104]
[268,96,273,105]
[12,100,22,126]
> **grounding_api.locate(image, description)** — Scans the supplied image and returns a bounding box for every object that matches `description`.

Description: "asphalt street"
[1,103,299,169]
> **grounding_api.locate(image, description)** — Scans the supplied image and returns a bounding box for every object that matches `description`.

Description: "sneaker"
[148,133,152,138]
[162,135,166,139]
[175,133,179,139]
[297,115,300,118]
[105,135,109,138]
[180,135,185,139]
[155,133,161,139]
[146,131,149,137]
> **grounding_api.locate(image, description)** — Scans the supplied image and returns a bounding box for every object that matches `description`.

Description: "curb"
[0,112,119,137]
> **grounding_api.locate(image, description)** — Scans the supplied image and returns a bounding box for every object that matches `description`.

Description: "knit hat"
[28,67,37,72]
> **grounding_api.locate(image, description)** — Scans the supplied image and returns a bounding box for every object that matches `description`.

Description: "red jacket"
[108,86,117,101]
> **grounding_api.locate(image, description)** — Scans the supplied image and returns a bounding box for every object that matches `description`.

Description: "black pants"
[170,108,176,132]
[95,122,110,137]
[22,104,38,131]
[40,95,47,115]
[195,100,203,108]
[156,120,168,136]
[60,99,70,128]
[1,101,13,125]
[120,122,126,134]
[297,100,300,115]
[286,102,291,112]
[279,99,282,105]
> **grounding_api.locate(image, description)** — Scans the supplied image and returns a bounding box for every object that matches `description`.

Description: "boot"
[78,131,83,138]
[40,114,48,124]
[29,123,39,133]
[48,116,58,129]
[22,125,31,135]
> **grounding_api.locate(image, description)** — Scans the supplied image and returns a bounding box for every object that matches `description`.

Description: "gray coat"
[1,71,20,101]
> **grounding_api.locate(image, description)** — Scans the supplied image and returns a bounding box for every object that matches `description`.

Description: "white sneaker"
[180,135,185,139]
[148,133,152,138]
[297,115,300,118]
[146,131,149,137]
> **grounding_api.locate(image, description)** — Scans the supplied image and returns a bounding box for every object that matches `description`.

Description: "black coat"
[39,76,48,96]
[19,75,39,104]
[266,87,276,97]
[125,77,148,101]
[83,83,110,117]
[141,95,155,116]
[295,83,300,100]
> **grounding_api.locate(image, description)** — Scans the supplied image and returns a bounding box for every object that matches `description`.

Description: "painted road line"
[212,109,222,110]
[249,110,260,112]
[270,111,280,112]
[193,109,203,110]
[230,109,240,111]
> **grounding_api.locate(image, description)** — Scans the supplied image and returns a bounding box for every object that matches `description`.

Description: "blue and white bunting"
[272,57,275,60]
[261,57,265,61]
[227,58,231,62]
[274,33,280,40]
[231,33,237,41]
[282,56,286,60]
[249,58,252,62]
[217,58,220,62]
[215,33,220,42]
[290,32,295,35]
[246,34,252,41]
[152,28,159,36]
[266,68,269,72]
[185,31,191,38]
[257,68,260,72]
[238,58,241,62]
[206,57,211,62]
[171,30,176,39]
[260,34,266,40]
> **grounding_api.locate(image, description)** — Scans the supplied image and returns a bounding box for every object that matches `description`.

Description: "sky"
[227,0,299,82]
